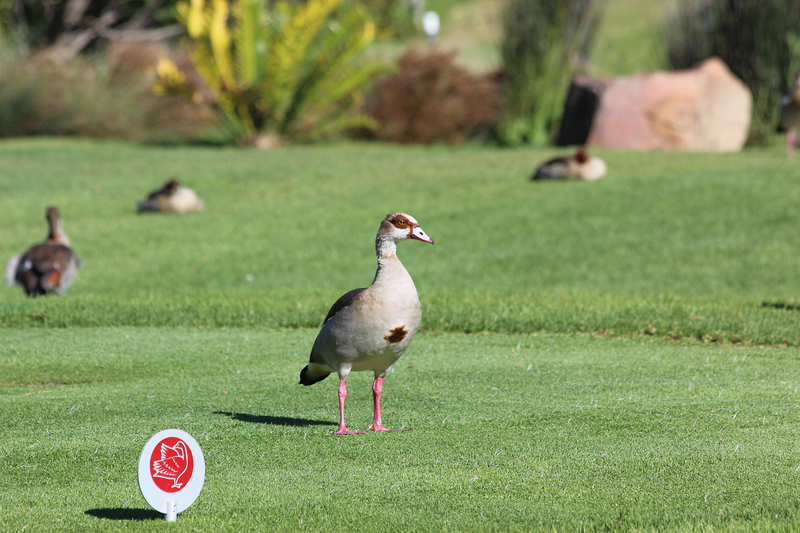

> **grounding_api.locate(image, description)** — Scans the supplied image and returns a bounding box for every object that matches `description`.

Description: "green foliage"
[664,0,800,145]
[157,0,386,145]
[498,0,601,146]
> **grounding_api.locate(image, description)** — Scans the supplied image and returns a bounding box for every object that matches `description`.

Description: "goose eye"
[397,220,405,226]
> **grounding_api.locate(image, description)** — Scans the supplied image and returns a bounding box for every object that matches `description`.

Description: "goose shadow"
[85,508,162,521]
[213,411,336,427]
[762,301,800,311]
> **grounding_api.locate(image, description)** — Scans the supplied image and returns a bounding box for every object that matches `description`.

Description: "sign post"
[138,429,205,522]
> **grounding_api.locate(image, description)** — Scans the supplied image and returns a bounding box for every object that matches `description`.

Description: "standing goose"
[300,213,434,434]
[6,206,69,285]
[9,206,81,297]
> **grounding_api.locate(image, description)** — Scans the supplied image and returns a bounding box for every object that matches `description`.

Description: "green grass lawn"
[2,138,800,530]
[3,328,800,531]
[1,138,800,344]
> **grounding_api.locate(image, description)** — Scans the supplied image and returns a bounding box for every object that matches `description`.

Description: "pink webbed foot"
[334,427,366,435]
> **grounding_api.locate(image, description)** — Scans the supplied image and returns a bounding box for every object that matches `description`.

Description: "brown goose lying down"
[300,213,434,434]
[6,206,81,297]
[137,179,204,213]
[531,146,607,181]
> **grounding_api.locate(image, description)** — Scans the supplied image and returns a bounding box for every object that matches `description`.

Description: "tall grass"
[664,0,800,145]
[498,0,601,145]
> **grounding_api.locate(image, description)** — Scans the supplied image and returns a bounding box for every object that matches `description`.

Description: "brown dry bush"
[0,41,214,142]
[365,49,502,145]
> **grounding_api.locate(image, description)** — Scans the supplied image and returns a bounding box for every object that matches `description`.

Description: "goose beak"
[410,225,434,244]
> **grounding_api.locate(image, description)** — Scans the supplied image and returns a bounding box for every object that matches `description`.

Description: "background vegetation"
[3,0,798,146]
[664,0,800,145]
[498,0,600,146]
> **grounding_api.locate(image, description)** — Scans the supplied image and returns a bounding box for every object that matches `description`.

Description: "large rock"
[586,57,752,152]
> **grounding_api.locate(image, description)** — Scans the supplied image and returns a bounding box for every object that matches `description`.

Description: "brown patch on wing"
[42,269,61,290]
[574,146,589,164]
[322,288,366,325]
[384,326,408,344]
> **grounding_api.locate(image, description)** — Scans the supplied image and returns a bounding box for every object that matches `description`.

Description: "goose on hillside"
[137,179,204,213]
[531,146,607,181]
[6,206,81,297]
[299,213,434,434]
[779,72,800,158]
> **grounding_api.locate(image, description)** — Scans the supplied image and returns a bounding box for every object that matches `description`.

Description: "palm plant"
[498,0,600,146]
[154,0,385,146]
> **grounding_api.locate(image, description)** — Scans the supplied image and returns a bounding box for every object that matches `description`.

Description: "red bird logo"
[151,440,189,489]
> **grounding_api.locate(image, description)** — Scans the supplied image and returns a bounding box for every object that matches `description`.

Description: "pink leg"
[788,131,795,159]
[334,379,364,435]
[368,377,410,432]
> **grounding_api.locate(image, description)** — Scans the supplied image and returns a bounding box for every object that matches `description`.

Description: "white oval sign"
[138,429,205,520]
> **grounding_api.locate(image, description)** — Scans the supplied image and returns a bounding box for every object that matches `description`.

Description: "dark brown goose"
[137,179,204,213]
[531,146,607,181]
[6,207,81,297]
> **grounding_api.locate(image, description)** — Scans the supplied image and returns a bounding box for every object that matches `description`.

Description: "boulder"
[586,57,752,152]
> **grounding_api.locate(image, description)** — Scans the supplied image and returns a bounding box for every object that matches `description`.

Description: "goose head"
[376,213,433,258]
[380,213,433,243]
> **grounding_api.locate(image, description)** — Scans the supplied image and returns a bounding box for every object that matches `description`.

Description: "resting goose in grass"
[137,179,204,213]
[300,213,434,434]
[531,146,606,181]
[779,72,800,158]
[7,206,81,297]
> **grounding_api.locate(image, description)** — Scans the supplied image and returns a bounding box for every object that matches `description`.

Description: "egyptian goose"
[5,206,71,285]
[531,146,606,181]
[779,72,800,158]
[299,213,434,434]
[137,179,204,213]
[7,206,81,297]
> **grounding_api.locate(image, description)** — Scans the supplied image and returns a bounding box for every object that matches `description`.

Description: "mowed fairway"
[2,138,800,530]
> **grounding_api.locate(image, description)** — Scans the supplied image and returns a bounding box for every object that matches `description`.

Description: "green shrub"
[498,0,601,146]
[664,0,800,145]
[155,0,387,146]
